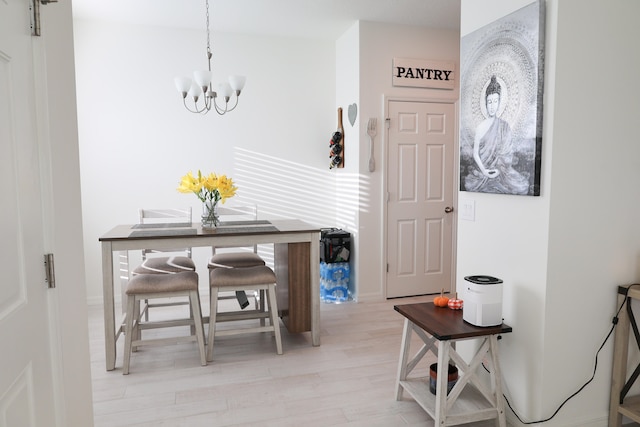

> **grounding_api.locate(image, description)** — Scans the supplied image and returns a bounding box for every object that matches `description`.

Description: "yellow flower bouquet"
[177,170,237,228]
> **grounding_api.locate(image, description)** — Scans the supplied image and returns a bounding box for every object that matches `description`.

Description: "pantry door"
[386,100,456,298]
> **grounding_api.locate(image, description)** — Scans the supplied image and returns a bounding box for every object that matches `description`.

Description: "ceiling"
[71,0,461,40]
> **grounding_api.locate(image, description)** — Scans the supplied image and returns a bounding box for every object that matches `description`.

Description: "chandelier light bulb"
[229,75,246,93]
[217,82,233,100]
[193,70,212,91]
[188,82,202,101]
[174,77,192,97]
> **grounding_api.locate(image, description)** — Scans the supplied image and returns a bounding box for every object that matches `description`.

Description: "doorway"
[385,99,457,298]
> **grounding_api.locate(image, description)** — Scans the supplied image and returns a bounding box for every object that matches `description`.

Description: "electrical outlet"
[460,199,475,221]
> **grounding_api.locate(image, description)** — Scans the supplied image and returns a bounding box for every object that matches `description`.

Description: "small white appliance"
[462,275,503,327]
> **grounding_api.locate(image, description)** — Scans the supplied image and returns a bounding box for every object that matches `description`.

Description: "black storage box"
[320,228,350,263]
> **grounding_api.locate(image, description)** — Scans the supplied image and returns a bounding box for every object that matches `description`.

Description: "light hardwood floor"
[88,295,499,426]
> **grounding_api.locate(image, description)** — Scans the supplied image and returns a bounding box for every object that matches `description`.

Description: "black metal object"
[320,228,350,263]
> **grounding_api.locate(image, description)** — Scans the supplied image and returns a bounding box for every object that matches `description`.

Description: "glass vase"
[201,200,220,228]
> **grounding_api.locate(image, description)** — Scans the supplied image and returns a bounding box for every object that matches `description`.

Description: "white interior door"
[0,2,92,426]
[386,100,456,298]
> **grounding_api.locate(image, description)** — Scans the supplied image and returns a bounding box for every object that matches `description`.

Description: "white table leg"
[435,340,451,424]
[118,250,130,313]
[489,335,506,427]
[396,318,413,400]
[101,241,116,371]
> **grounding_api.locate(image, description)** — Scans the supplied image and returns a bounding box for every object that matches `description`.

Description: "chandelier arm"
[182,98,211,114]
[182,98,201,114]
[222,96,240,113]
[202,95,212,111]
[212,98,228,115]
[211,95,241,115]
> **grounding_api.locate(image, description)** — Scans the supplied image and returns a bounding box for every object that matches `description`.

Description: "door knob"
[444,206,454,213]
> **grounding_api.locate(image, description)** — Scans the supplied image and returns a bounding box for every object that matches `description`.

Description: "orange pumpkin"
[433,289,449,307]
[448,292,463,310]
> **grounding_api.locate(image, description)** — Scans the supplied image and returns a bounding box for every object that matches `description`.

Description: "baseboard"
[507,413,607,427]
[354,292,384,302]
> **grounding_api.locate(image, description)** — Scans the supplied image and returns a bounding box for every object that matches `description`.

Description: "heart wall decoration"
[347,103,357,127]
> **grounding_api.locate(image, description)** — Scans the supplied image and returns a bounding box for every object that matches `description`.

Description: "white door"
[386,100,456,298]
[0,1,93,426]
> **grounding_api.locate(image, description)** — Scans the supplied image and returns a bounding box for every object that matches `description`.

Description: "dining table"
[99,218,321,371]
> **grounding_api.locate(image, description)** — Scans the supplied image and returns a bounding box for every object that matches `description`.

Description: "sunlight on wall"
[234,147,370,229]
[233,147,367,288]
[234,147,338,226]
[336,172,369,232]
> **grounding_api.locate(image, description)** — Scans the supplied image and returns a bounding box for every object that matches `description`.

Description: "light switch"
[460,199,475,221]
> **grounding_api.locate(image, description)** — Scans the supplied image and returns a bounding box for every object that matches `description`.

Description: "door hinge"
[30,0,58,37]
[44,253,55,288]
[386,263,389,273]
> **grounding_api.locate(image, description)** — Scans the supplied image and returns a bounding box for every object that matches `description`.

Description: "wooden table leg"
[274,237,320,347]
[309,235,320,346]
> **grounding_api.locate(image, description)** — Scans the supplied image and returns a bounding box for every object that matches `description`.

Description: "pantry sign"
[392,58,455,90]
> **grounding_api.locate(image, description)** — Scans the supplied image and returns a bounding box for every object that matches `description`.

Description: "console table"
[609,284,640,426]
[395,302,512,426]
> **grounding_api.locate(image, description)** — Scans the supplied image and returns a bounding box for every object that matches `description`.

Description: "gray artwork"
[459,0,545,196]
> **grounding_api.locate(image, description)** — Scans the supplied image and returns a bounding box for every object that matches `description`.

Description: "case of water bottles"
[320,261,352,303]
[319,228,352,303]
[320,262,353,303]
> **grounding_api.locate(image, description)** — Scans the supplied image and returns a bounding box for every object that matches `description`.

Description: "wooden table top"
[394,302,512,341]
[99,219,321,242]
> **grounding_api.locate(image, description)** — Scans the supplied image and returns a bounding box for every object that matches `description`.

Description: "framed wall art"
[459,0,545,196]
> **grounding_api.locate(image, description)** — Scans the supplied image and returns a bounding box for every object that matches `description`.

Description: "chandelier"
[174,0,246,115]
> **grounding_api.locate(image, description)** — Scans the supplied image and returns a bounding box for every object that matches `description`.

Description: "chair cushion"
[208,252,265,269]
[126,271,199,295]
[210,266,276,287]
[132,256,196,275]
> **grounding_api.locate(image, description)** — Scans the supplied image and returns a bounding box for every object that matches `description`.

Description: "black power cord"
[486,285,635,424]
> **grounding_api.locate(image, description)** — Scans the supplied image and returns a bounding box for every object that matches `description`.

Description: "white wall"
[458,0,551,422]
[335,23,361,295]
[460,0,640,425]
[74,20,338,302]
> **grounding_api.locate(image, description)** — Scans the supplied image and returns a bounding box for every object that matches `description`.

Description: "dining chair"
[136,207,194,264]
[123,271,206,374]
[209,203,266,311]
[133,208,196,321]
[207,265,282,362]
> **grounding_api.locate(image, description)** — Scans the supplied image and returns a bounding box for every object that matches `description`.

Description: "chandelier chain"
[205,0,211,69]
